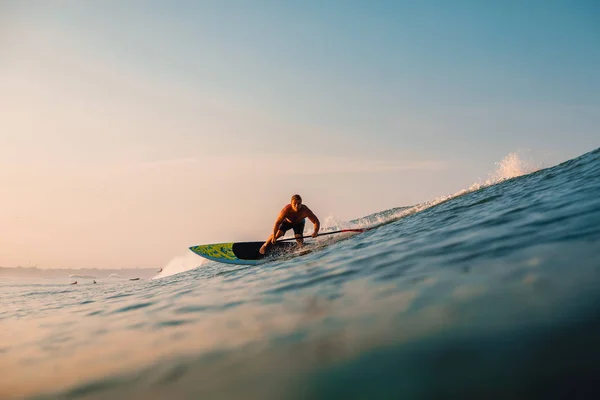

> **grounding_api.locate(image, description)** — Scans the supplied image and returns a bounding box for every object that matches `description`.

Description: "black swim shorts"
[278,219,306,236]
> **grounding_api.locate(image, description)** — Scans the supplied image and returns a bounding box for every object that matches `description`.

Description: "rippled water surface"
[2,148,600,399]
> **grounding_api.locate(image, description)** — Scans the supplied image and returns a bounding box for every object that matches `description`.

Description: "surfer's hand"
[311,231,319,238]
[271,237,277,245]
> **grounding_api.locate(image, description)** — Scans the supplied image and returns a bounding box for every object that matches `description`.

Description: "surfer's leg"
[294,234,304,247]
[293,220,306,247]
[259,235,273,255]
[259,229,286,255]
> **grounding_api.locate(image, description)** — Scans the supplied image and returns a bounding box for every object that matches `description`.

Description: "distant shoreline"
[0,266,158,279]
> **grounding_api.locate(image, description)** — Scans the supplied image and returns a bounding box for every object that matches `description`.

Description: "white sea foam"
[151,251,207,280]
[345,150,545,230]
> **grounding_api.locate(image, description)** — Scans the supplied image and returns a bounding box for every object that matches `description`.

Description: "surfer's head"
[291,194,302,211]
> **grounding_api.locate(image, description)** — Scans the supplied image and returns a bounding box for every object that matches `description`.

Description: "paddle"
[277,228,368,242]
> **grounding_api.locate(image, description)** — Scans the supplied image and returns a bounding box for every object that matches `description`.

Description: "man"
[259,194,320,255]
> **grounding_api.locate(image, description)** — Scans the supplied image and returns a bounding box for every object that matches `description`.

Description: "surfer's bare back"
[259,194,320,255]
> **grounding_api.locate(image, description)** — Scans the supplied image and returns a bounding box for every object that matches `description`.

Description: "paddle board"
[189,227,374,266]
[189,241,299,266]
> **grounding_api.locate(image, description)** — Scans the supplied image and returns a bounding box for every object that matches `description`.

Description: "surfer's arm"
[272,211,286,237]
[305,207,320,237]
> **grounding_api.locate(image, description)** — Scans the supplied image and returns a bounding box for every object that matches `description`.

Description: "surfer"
[259,194,320,255]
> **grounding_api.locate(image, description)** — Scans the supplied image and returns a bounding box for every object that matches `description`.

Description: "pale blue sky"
[1,1,598,268]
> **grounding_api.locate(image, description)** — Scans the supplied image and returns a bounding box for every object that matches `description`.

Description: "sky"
[1,0,598,269]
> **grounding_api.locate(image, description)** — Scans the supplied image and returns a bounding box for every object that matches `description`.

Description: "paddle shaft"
[277,228,368,242]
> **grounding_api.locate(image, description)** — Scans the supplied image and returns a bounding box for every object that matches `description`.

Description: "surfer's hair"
[291,194,302,202]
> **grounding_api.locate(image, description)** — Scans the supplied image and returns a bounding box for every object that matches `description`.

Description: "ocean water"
[2,147,600,399]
